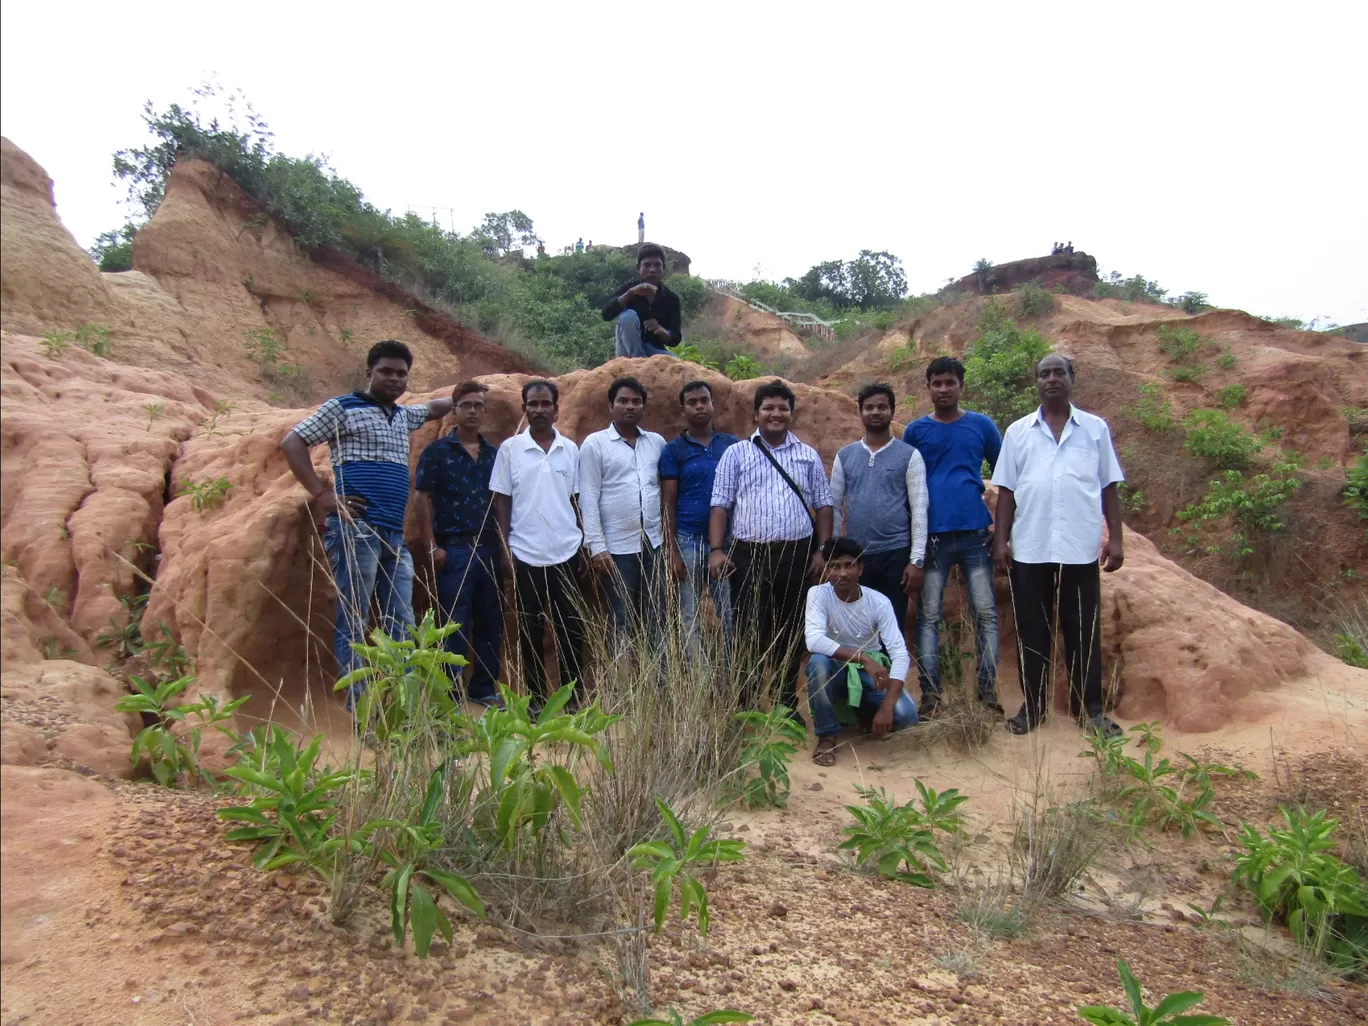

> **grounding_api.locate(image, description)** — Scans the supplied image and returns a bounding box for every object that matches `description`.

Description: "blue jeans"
[675,530,733,647]
[323,514,415,680]
[435,541,503,702]
[805,653,919,738]
[605,545,664,638]
[613,309,675,359]
[915,528,999,698]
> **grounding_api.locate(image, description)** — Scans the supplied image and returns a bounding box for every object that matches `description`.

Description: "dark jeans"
[435,540,503,702]
[1009,560,1104,725]
[806,654,918,737]
[605,545,663,639]
[858,548,911,633]
[512,557,586,704]
[915,528,999,699]
[730,537,812,711]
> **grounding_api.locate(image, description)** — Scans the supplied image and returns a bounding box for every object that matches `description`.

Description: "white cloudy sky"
[3,2,1364,325]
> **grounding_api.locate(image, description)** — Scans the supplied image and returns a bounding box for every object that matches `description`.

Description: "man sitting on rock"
[990,354,1124,738]
[603,244,681,359]
[805,537,919,766]
[281,340,453,705]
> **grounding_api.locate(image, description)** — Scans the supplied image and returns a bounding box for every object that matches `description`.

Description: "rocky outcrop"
[950,251,1100,296]
[601,241,691,276]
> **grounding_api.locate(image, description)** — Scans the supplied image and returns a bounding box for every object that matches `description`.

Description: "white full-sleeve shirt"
[991,404,1124,565]
[577,423,666,556]
[804,582,911,684]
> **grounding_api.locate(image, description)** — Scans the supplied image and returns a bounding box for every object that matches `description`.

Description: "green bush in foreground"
[838,781,966,886]
[1077,959,1227,1025]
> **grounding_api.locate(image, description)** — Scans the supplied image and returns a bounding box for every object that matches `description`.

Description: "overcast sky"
[3,2,1364,325]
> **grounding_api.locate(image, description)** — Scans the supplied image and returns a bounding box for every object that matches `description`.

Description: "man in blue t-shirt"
[282,340,453,698]
[902,356,1003,719]
[659,380,738,649]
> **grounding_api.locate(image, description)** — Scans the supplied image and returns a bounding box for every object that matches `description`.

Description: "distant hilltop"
[589,241,692,277]
[952,251,1100,296]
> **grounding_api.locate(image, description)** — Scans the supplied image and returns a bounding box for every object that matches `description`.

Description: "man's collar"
[607,422,642,442]
[444,430,493,450]
[751,430,793,449]
[1032,403,1079,425]
[519,427,564,450]
[859,436,895,456]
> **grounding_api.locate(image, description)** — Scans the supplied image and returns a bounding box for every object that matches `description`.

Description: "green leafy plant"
[1077,959,1228,1025]
[218,727,361,879]
[1080,726,1132,776]
[142,621,194,676]
[628,798,745,936]
[1345,453,1367,520]
[39,331,70,356]
[733,705,806,808]
[1130,720,1163,753]
[1176,452,1303,558]
[723,353,761,380]
[1114,750,1222,839]
[41,637,75,659]
[339,612,466,740]
[1181,409,1261,469]
[1233,806,1368,967]
[116,675,247,787]
[1125,382,1176,432]
[176,477,232,512]
[629,1013,753,1026]
[1217,352,1237,370]
[1157,324,1210,366]
[838,782,966,886]
[298,289,311,303]
[338,327,354,344]
[668,342,719,370]
[95,593,148,660]
[1215,384,1246,410]
[363,762,485,956]
[962,303,1052,428]
[43,586,68,614]
[243,327,288,365]
[1336,632,1367,669]
[1014,278,1055,317]
[74,324,113,356]
[141,402,165,430]
[1168,366,1204,384]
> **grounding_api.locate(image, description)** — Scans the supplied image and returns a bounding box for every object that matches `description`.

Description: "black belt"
[435,533,493,547]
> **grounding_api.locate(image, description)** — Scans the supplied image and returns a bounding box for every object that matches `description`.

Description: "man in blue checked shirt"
[281,340,453,698]
[413,381,503,708]
[709,379,834,712]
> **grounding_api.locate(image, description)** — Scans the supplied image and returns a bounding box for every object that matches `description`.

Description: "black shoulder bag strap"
[752,437,817,528]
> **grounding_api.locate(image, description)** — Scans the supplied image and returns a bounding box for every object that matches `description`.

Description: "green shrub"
[1234,807,1368,968]
[668,342,719,370]
[176,477,232,513]
[1167,366,1204,384]
[1215,384,1247,410]
[962,306,1052,428]
[1217,352,1237,370]
[1181,409,1261,468]
[628,798,745,937]
[838,781,966,887]
[1345,453,1368,520]
[1176,453,1303,558]
[666,273,708,320]
[1093,271,1169,304]
[90,224,139,271]
[1156,324,1209,365]
[734,706,805,807]
[1173,291,1212,314]
[1077,960,1228,1026]
[723,353,762,381]
[116,675,247,787]
[1014,278,1056,317]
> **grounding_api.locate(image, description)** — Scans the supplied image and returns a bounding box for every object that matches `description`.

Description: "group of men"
[283,331,1128,758]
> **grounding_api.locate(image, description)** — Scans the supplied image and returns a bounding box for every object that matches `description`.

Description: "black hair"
[453,381,488,401]
[679,379,713,404]
[753,378,796,413]
[637,243,666,266]
[1037,354,1076,381]
[367,339,413,370]
[608,376,648,404]
[926,356,965,384]
[857,383,896,411]
[521,378,560,405]
[821,536,864,562]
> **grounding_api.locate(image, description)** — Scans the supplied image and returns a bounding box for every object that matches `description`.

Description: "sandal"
[1084,713,1123,739]
[812,736,838,766]
[1006,709,1041,735]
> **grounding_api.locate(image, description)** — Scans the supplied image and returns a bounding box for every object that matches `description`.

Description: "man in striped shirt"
[281,341,453,697]
[709,380,834,711]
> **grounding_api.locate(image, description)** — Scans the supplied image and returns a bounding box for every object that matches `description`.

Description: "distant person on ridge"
[1065,241,1073,254]
[280,340,453,705]
[829,383,928,634]
[904,357,1002,720]
[603,243,682,359]
[413,381,503,708]
[575,238,584,253]
[991,354,1125,739]
[638,211,646,244]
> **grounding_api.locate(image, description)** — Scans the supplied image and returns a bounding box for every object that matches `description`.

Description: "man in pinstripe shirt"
[708,380,834,712]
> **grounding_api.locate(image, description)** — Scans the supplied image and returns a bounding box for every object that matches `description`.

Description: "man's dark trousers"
[858,548,912,634]
[730,539,812,711]
[513,557,586,705]
[435,539,503,702]
[1009,560,1104,725]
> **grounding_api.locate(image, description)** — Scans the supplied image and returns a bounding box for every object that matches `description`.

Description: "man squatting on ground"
[660,380,738,649]
[829,383,929,635]
[578,376,667,642]
[413,381,503,707]
[708,380,834,711]
[491,379,587,711]
[603,244,682,359]
[281,340,453,704]
[991,354,1125,739]
[903,357,1003,718]
[806,537,919,766]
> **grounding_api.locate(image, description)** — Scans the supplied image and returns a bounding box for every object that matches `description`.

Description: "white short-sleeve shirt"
[489,429,582,567]
[991,405,1124,565]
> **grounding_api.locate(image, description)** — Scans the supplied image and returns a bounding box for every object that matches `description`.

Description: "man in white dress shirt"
[805,537,919,766]
[491,379,586,708]
[579,376,668,638]
[991,354,1125,738]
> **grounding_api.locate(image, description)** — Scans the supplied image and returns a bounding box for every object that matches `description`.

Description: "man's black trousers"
[512,557,585,704]
[1008,559,1104,724]
[730,538,812,711]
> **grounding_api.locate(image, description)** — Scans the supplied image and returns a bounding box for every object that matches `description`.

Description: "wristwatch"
[912,558,924,568]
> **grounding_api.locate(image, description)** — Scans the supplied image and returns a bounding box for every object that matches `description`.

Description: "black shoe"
[919,692,942,720]
[1084,713,1122,739]
[1006,707,1042,735]
[978,693,1005,715]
